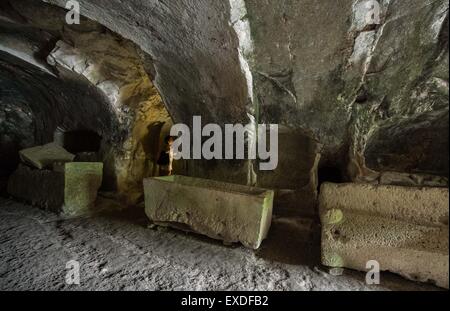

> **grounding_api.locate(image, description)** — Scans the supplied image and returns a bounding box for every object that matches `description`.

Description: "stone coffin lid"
[19,142,75,170]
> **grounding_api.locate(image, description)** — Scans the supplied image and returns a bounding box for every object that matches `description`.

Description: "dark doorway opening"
[318,166,344,186]
[56,130,102,154]
[0,139,21,196]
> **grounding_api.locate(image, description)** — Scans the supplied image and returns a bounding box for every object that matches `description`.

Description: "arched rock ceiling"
[42,0,251,126]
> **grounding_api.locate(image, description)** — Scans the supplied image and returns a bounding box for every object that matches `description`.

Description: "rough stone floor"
[0,197,439,291]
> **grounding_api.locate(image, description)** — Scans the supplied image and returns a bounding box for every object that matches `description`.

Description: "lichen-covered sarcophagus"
[143,176,274,249]
[320,182,449,289]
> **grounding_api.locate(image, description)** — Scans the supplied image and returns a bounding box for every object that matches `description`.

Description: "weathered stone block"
[19,142,75,170]
[63,162,104,216]
[144,176,274,249]
[319,183,449,288]
[8,162,103,216]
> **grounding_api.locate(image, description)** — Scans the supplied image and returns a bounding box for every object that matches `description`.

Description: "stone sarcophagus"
[320,182,449,289]
[143,176,274,249]
[8,162,103,216]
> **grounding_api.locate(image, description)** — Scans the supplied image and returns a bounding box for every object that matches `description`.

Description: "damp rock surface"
[0,198,441,291]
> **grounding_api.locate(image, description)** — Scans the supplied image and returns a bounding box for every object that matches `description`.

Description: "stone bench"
[8,162,103,216]
[319,182,449,288]
[143,175,274,249]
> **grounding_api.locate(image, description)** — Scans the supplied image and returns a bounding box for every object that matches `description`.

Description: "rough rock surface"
[319,183,449,288]
[244,0,449,178]
[0,198,441,291]
[144,176,274,249]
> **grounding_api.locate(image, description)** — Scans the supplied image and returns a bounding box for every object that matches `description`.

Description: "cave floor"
[0,197,439,291]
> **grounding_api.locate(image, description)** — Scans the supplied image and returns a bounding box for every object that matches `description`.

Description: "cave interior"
[0,0,448,291]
